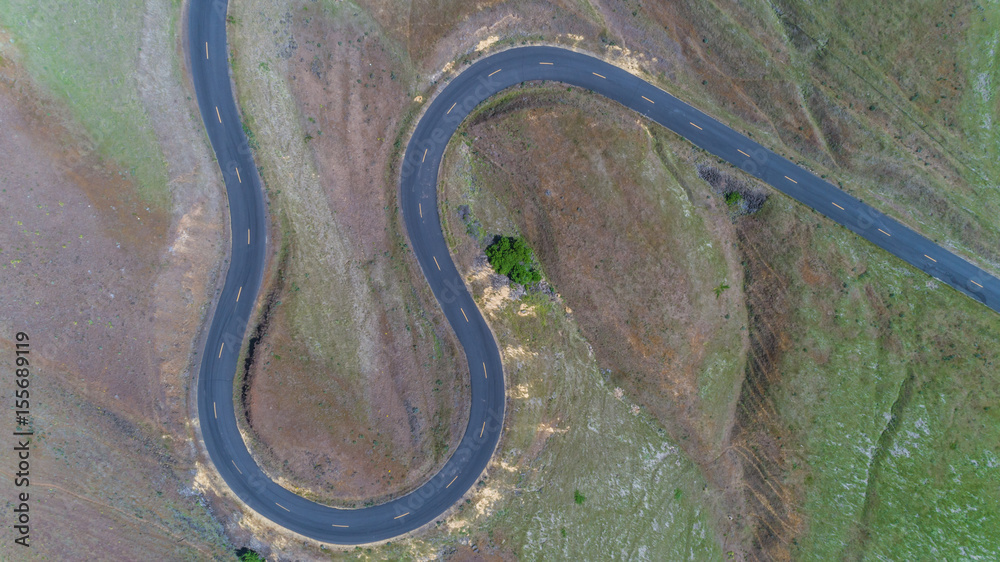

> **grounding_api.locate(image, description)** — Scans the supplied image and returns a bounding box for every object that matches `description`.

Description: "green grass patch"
[756,195,1000,559]
[0,0,170,207]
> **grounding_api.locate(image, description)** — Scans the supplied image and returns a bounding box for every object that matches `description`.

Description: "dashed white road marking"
[276,503,290,512]
[232,460,242,474]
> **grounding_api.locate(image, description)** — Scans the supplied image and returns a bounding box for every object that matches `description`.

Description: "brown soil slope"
[0,15,229,558]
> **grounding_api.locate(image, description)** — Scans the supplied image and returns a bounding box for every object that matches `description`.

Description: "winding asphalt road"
[188,0,1000,545]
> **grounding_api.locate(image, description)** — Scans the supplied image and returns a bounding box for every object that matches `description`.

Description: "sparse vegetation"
[242,121,260,151]
[698,164,767,215]
[573,489,586,505]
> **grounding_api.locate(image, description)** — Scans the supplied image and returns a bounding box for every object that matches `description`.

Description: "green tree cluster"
[485,236,542,286]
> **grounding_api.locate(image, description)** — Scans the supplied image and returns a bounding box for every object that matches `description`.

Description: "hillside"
[214,0,1000,558]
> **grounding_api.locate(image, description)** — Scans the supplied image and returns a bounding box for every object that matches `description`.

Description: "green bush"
[574,489,586,505]
[237,548,265,562]
[713,282,730,299]
[485,236,542,286]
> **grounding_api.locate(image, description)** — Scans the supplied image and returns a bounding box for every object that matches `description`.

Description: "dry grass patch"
[228,0,469,506]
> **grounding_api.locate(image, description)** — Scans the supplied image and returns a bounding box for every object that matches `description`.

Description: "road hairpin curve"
[189,0,1000,544]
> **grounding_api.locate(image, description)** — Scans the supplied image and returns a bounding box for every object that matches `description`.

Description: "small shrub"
[236,548,265,562]
[698,164,767,215]
[573,489,586,504]
[713,282,730,298]
[242,122,259,151]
